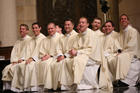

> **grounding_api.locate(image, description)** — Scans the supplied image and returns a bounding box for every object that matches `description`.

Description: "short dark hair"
[64,18,75,25]
[120,14,129,20]
[101,23,105,30]
[93,17,102,23]
[79,16,89,23]
[32,22,41,28]
[105,20,115,27]
[47,22,56,28]
[20,24,29,30]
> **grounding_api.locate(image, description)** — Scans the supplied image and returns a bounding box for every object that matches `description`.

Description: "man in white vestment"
[91,17,104,38]
[30,22,62,91]
[77,17,112,90]
[2,24,32,90]
[116,14,140,87]
[56,24,64,37]
[60,17,106,90]
[49,19,78,90]
[102,20,132,84]
[11,22,46,92]
[91,18,107,87]
[91,17,104,49]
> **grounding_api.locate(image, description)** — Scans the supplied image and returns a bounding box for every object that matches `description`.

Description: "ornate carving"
[37,0,97,35]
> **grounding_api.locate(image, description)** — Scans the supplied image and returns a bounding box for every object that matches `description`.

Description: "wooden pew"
[0,46,12,89]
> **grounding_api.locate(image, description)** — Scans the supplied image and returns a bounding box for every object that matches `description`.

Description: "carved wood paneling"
[0,46,13,60]
[37,0,97,35]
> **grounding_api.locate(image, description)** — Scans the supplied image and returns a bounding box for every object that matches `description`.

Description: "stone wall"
[119,0,140,32]
[16,0,37,36]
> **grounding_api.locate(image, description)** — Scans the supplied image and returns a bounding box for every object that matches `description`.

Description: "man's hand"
[57,55,65,62]
[26,57,33,64]
[12,62,18,65]
[69,49,77,57]
[18,59,24,63]
[41,54,50,61]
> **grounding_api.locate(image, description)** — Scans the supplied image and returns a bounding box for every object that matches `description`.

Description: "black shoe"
[71,83,77,91]
[135,82,140,87]
[114,87,129,93]
[53,88,61,92]
[117,80,129,87]
[44,88,53,92]
[3,89,15,93]
[113,81,119,87]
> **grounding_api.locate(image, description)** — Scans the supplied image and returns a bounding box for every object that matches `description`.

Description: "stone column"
[97,0,119,31]
[0,0,17,47]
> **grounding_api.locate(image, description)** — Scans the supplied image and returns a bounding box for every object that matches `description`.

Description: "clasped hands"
[41,54,51,61]
[57,49,77,62]
[12,59,24,65]
[26,57,33,64]
[25,54,51,64]
[69,48,77,57]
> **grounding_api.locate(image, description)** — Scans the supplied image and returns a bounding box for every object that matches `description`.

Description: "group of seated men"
[2,14,140,92]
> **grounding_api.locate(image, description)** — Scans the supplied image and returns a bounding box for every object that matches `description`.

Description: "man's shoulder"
[40,33,46,38]
[111,31,119,39]
[127,25,138,33]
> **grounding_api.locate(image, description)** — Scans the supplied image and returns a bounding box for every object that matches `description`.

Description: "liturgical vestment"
[2,35,31,82]
[49,30,78,90]
[118,25,140,86]
[103,31,133,81]
[98,31,119,89]
[30,32,62,90]
[11,33,46,91]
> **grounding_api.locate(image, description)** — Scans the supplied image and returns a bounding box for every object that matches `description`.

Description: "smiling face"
[120,15,129,29]
[64,20,74,34]
[56,25,62,34]
[78,17,89,33]
[92,19,101,31]
[105,21,114,34]
[20,25,29,38]
[47,23,56,36]
[32,24,41,36]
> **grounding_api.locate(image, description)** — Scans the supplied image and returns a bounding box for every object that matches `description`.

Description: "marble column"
[97,0,119,31]
[0,0,17,47]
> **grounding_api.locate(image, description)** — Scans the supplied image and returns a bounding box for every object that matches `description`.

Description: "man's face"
[105,22,114,34]
[32,24,41,36]
[120,15,129,29]
[56,25,62,34]
[20,26,28,38]
[64,21,74,34]
[47,23,56,36]
[78,18,89,33]
[91,19,101,31]
[101,26,106,33]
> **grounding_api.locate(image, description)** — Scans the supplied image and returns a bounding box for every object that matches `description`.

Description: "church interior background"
[0,0,140,47]
[0,0,140,92]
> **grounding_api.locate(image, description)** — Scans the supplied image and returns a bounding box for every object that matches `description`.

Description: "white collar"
[50,32,57,38]
[124,25,131,32]
[65,30,73,37]
[35,33,41,39]
[21,35,30,40]
[93,29,100,32]
[81,28,88,35]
